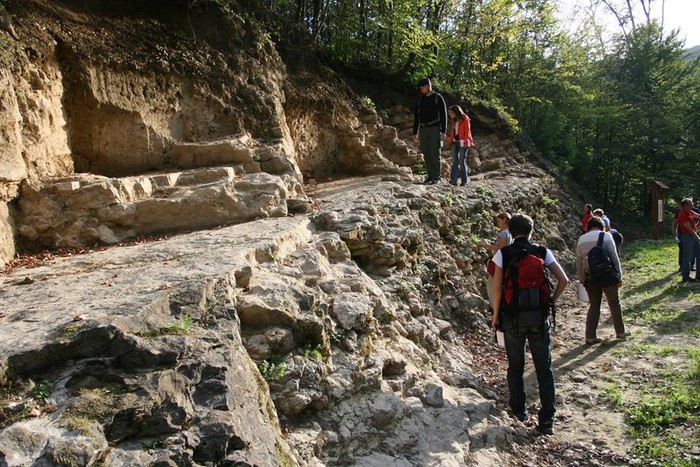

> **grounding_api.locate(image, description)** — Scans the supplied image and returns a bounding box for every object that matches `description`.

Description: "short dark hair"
[587,216,605,231]
[508,213,533,238]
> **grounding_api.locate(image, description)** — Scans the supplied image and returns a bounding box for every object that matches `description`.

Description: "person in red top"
[447,105,474,186]
[581,204,593,233]
[677,198,700,282]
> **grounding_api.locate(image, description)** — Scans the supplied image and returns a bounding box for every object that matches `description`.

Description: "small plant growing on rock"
[443,192,454,207]
[303,343,324,362]
[426,207,442,217]
[541,194,557,207]
[475,183,493,199]
[361,96,376,110]
[258,357,287,381]
[166,313,194,335]
[32,382,53,404]
[330,331,345,345]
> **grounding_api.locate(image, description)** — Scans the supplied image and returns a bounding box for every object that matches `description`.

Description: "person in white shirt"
[576,216,630,344]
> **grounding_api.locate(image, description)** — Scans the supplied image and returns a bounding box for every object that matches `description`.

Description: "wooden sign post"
[649,181,669,239]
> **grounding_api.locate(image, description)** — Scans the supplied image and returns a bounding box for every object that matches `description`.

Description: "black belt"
[420,120,440,128]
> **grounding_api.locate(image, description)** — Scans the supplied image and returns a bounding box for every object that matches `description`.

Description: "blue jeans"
[450,145,468,184]
[680,233,699,280]
[503,317,555,428]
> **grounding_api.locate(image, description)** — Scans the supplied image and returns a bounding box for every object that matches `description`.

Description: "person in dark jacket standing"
[412,78,447,184]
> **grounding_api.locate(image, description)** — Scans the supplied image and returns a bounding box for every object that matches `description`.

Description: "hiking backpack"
[501,244,554,329]
[586,232,620,288]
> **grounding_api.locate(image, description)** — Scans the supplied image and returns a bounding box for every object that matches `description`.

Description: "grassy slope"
[617,239,700,466]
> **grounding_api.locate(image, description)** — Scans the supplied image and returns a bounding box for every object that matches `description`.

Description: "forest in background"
[240,0,700,217]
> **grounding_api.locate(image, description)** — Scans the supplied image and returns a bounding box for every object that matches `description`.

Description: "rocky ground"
[1,170,679,467]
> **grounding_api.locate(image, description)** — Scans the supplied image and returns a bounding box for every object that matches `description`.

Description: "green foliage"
[475,183,493,199]
[602,383,624,410]
[303,343,324,362]
[167,313,194,335]
[540,194,557,207]
[361,96,375,110]
[32,383,53,404]
[258,358,287,381]
[443,192,453,207]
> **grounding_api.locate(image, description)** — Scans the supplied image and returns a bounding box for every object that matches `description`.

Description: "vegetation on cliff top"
[237,0,699,216]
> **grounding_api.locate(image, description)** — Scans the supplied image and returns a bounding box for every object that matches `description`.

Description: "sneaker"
[536,425,553,436]
[616,331,631,339]
[585,337,602,345]
[449,180,457,186]
[460,181,467,186]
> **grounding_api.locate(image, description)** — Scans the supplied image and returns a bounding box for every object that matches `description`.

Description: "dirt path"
[498,285,639,465]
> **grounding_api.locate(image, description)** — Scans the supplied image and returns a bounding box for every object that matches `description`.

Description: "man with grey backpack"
[576,216,631,344]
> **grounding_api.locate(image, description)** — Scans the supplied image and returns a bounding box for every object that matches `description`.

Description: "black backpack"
[586,232,620,288]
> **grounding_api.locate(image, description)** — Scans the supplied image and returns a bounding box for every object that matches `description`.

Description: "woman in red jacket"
[447,105,474,186]
[581,204,593,233]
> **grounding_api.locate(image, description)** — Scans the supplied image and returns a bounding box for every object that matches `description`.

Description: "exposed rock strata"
[1,173,578,466]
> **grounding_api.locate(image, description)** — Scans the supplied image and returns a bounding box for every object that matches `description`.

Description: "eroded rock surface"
[1,172,579,466]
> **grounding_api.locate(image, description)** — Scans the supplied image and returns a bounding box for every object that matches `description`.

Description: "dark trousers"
[585,284,626,339]
[503,318,555,428]
[419,125,441,180]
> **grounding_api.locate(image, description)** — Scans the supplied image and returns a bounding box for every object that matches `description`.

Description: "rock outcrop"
[0,1,583,466]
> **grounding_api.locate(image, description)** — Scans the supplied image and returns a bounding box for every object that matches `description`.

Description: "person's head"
[508,213,533,239]
[449,105,466,120]
[417,78,432,95]
[682,197,693,211]
[495,212,511,229]
[587,216,605,231]
[583,203,593,214]
[592,208,604,217]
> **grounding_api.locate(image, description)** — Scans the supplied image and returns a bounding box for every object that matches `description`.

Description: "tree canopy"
[247,0,700,215]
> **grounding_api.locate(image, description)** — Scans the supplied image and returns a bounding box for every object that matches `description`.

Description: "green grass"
[621,239,700,330]
[602,383,624,409]
[617,239,700,465]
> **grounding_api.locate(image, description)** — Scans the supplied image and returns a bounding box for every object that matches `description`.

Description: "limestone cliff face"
[0,1,583,466]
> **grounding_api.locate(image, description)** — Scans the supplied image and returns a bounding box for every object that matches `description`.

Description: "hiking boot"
[681,277,698,283]
[616,331,631,339]
[585,337,602,345]
[535,425,553,436]
[460,181,467,186]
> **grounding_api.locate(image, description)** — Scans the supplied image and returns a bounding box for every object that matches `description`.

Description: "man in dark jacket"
[412,78,447,184]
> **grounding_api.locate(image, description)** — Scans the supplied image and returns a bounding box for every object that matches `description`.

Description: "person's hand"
[460,139,465,147]
[617,280,623,288]
[491,313,499,332]
[439,132,446,141]
[412,135,418,144]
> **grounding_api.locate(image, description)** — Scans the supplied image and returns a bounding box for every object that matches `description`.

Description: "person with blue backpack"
[491,213,569,436]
